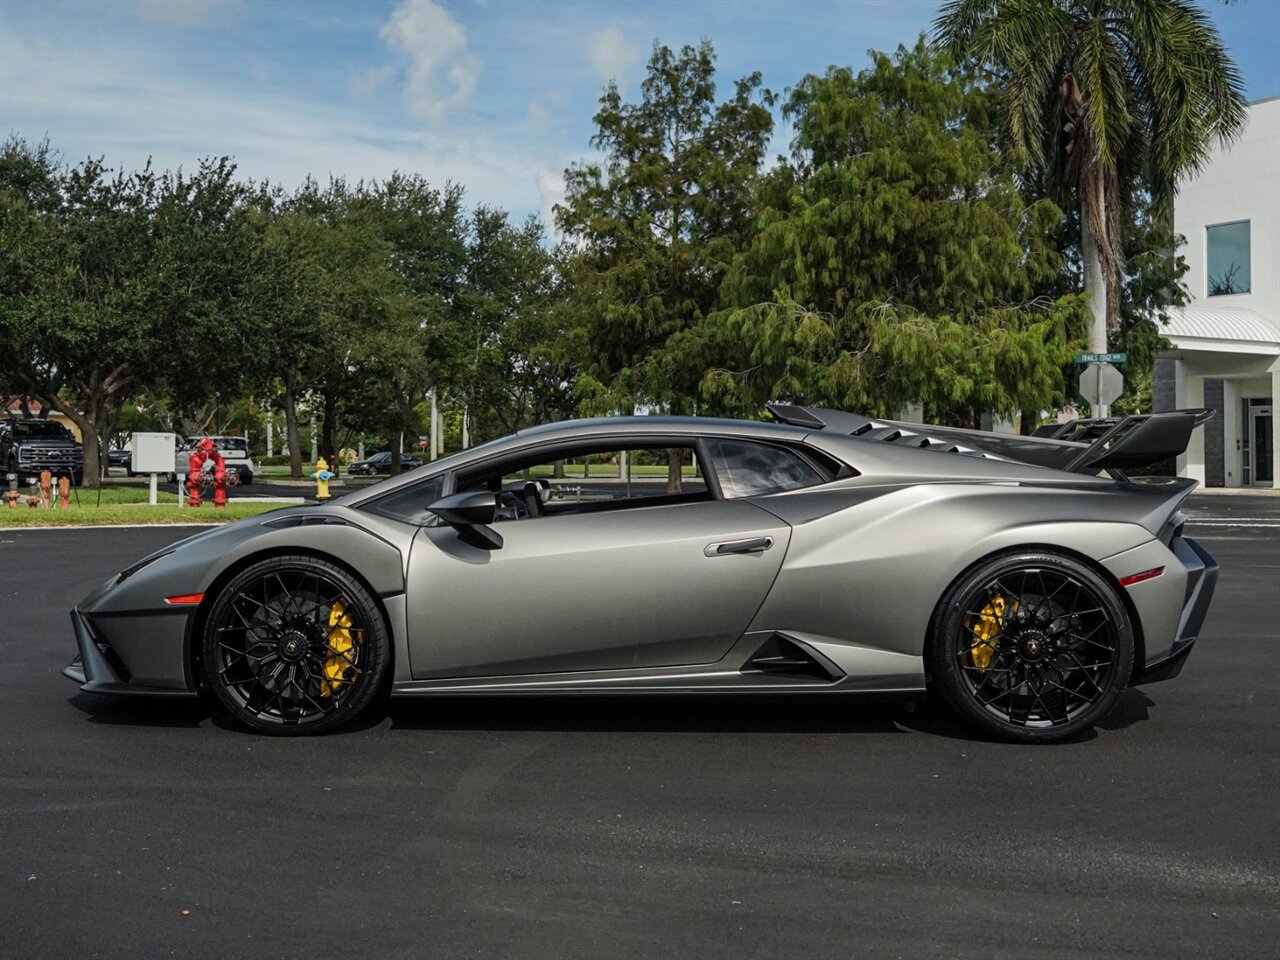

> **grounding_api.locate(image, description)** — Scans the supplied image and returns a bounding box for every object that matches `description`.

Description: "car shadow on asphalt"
[67,691,213,728]
[382,695,922,736]
[381,688,1155,741]
[64,687,1158,742]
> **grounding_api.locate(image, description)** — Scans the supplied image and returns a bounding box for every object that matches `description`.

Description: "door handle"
[705,536,774,557]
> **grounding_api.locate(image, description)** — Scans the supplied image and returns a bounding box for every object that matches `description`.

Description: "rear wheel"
[203,556,389,735]
[928,551,1133,743]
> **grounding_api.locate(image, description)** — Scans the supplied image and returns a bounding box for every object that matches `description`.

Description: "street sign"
[1074,352,1127,364]
[1079,362,1124,408]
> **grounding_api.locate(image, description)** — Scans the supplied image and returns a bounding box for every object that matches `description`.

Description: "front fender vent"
[261,514,350,529]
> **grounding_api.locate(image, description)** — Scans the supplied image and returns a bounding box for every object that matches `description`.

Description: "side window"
[363,474,446,524]
[1206,220,1250,296]
[707,439,826,499]
[460,445,710,519]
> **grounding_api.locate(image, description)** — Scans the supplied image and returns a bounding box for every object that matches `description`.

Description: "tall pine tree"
[696,41,1089,427]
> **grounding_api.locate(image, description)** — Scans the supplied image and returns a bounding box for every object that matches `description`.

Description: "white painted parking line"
[1187,521,1280,527]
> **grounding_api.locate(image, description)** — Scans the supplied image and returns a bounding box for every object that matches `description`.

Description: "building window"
[1206,221,1251,296]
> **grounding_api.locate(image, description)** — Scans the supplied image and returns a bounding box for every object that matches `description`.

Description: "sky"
[2,0,1278,232]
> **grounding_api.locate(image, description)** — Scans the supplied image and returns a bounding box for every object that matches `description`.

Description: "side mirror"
[426,490,503,550]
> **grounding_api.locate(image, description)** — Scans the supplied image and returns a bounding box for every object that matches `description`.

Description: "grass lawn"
[0,485,294,527]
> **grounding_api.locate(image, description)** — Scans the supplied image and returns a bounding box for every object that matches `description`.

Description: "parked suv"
[0,419,85,485]
[167,436,255,485]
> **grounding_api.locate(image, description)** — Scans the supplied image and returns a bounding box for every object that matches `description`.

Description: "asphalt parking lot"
[2,494,1277,959]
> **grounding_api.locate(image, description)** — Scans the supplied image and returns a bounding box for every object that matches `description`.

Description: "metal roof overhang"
[1158,306,1280,357]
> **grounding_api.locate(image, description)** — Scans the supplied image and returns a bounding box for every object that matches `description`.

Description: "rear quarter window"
[707,439,828,498]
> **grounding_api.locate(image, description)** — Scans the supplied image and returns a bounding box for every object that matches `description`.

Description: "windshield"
[15,421,71,440]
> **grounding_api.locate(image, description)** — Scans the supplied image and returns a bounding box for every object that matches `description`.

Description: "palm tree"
[934,0,1247,359]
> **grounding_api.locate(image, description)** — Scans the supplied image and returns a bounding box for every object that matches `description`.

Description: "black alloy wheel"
[203,556,389,735]
[929,551,1134,743]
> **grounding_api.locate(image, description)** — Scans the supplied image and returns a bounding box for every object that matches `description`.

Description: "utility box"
[132,432,177,475]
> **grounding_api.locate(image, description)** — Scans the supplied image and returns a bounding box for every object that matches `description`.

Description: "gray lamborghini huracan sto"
[65,406,1218,742]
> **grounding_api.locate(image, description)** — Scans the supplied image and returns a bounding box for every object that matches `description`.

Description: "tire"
[202,555,390,736]
[927,551,1134,743]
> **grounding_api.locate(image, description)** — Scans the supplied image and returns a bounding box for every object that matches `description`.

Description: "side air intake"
[742,634,841,681]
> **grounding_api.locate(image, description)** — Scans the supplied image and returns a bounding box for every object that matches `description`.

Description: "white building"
[1157,95,1279,488]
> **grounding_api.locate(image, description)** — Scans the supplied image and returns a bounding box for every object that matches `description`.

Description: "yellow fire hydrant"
[310,456,335,500]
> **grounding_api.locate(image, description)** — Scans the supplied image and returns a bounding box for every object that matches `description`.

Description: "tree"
[934,0,1247,368]
[250,182,423,477]
[350,174,468,473]
[557,40,775,417]
[696,42,1089,427]
[0,140,264,484]
[453,209,571,441]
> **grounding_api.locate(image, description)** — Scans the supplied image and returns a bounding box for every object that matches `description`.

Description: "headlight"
[116,551,171,585]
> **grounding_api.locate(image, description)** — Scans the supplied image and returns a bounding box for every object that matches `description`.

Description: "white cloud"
[0,26,548,221]
[350,65,395,99]
[581,25,638,86]
[380,0,481,123]
[526,88,567,131]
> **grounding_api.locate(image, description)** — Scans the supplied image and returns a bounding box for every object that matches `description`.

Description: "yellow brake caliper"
[965,593,1015,670]
[321,599,358,697]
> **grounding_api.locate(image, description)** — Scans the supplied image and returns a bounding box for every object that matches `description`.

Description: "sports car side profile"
[65,406,1218,742]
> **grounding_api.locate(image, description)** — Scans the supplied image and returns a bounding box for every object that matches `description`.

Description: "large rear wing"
[766,404,1214,476]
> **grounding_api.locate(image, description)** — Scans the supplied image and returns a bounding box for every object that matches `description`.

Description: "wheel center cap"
[1018,630,1048,662]
[279,630,308,662]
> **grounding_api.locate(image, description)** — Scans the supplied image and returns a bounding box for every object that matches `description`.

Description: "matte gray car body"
[65,413,1216,731]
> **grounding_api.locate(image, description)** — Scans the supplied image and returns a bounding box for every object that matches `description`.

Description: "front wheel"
[203,556,390,735]
[927,551,1134,743]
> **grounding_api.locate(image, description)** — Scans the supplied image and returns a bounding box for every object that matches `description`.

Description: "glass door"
[1250,404,1273,486]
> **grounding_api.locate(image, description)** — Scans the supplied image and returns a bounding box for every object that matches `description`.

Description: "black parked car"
[107,448,133,474]
[347,452,423,476]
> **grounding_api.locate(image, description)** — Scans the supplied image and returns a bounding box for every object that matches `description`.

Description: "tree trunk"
[390,434,402,476]
[60,403,99,489]
[666,448,683,494]
[92,404,115,484]
[1019,409,1038,436]
[282,377,302,478]
[1081,200,1107,356]
[321,389,337,465]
